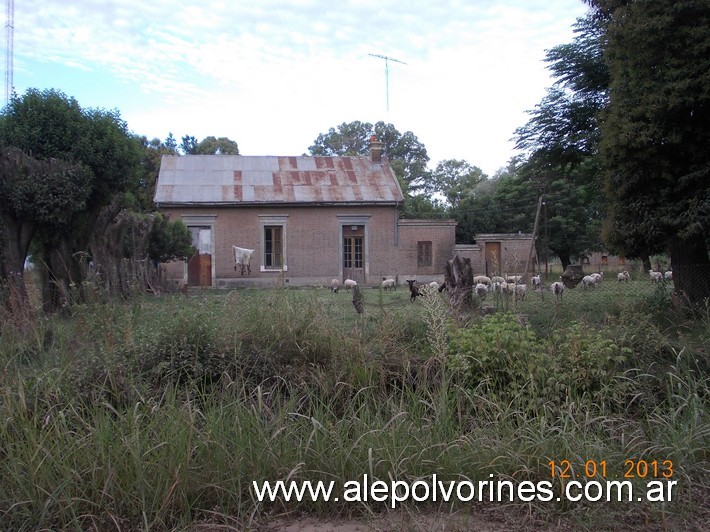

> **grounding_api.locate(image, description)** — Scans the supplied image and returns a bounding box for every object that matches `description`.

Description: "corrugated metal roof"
[154,154,404,205]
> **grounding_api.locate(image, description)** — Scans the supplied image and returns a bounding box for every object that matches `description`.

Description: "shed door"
[187,227,212,287]
[485,242,501,277]
[343,225,365,283]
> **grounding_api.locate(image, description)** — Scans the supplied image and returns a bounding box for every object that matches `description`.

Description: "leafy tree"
[512,13,609,268]
[180,135,199,155]
[429,159,486,209]
[588,0,710,305]
[148,214,194,263]
[131,135,179,212]
[309,120,430,191]
[0,147,91,303]
[0,88,142,310]
[180,135,239,155]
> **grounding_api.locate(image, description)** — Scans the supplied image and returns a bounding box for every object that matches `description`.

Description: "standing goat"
[406,279,421,302]
[233,246,254,276]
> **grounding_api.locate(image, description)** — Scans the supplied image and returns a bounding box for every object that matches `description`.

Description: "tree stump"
[561,264,585,288]
[442,254,474,311]
[352,284,364,315]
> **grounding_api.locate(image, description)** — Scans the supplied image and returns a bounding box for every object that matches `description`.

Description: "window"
[418,241,432,267]
[259,215,288,271]
[264,225,283,268]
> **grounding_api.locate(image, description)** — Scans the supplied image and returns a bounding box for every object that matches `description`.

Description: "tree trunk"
[443,254,474,311]
[559,253,572,271]
[641,255,652,273]
[669,234,710,308]
[0,214,35,311]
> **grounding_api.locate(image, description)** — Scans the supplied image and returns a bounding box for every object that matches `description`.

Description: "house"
[154,137,456,288]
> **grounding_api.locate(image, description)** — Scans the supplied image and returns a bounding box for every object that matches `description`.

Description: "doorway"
[343,225,364,283]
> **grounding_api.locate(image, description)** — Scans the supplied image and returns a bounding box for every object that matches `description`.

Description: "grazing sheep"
[581,275,598,289]
[428,280,440,290]
[492,280,508,294]
[664,270,673,280]
[475,282,489,300]
[330,278,340,293]
[506,275,522,283]
[473,275,492,286]
[511,283,527,301]
[531,275,542,290]
[344,278,358,291]
[232,246,255,276]
[649,270,663,284]
[617,271,630,283]
[551,281,565,303]
[406,279,421,302]
[591,272,604,284]
[381,278,396,292]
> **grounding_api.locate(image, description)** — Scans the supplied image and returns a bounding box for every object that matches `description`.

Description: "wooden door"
[343,225,365,283]
[485,242,501,277]
[187,226,212,287]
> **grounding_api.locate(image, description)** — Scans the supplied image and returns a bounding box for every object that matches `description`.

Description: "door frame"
[337,215,370,283]
[182,215,216,287]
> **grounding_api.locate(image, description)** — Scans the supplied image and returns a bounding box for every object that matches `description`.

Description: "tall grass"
[0,287,708,530]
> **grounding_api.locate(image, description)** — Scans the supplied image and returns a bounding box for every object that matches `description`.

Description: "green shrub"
[448,313,632,412]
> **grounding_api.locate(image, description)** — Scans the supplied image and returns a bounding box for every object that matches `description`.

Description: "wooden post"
[523,197,543,283]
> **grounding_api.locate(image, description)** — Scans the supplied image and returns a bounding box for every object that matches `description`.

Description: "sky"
[9,0,589,176]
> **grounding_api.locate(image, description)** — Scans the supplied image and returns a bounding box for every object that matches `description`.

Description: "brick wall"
[396,219,457,283]
[160,205,403,287]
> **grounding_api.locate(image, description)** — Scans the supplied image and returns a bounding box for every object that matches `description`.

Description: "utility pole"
[523,196,543,283]
[4,0,13,105]
[369,53,406,113]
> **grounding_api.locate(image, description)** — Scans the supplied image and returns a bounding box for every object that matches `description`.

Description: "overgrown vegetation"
[0,283,707,530]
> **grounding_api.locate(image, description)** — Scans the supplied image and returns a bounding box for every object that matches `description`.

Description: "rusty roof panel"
[155,154,404,205]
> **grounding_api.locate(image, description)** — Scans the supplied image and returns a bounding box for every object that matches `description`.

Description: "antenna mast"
[369,53,406,113]
[5,0,13,105]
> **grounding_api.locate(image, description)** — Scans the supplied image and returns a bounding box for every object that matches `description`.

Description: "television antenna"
[369,53,406,113]
[4,0,13,105]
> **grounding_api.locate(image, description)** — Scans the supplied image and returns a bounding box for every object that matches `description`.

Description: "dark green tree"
[0,88,142,310]
[513,13,609,268]
[588,0,710,304]
[429,159,486,209]
[309,120,430,191]
[0,147,91,304]
[179,135,240,155]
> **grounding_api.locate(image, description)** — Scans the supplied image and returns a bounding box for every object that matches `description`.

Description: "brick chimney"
[370,134,383,164]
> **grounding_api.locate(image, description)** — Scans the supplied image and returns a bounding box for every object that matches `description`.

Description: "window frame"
[259,215,288,272]
[417,240,432,267]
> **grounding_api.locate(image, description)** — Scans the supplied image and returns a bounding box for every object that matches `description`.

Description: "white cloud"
[11,0,588,174]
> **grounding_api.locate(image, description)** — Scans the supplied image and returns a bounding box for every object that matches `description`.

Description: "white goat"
[649,270,663,283]
[531,275,542,290]
[473,275,492,286]
[591,272,603,284]
[551,281,565,303]
[617,271,630,283]
[330,278,340,293]
[233,246,255,276]
[381,278,396,292]
[344,278,358,291]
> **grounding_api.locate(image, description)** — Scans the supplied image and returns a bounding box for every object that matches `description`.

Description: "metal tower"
[369,53,406,113]
[5,0,13,105]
